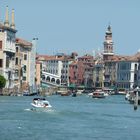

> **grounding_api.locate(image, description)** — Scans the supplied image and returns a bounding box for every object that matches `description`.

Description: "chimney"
[4,6,9,27]
[10,9,15,29]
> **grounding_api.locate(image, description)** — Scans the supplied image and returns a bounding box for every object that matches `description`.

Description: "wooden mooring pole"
[134,87,139,110]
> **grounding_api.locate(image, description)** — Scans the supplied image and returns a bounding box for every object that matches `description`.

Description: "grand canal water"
[0,95,140,140]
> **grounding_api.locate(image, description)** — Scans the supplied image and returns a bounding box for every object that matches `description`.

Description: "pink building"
[69,61,78,85]
[69,54,94,87]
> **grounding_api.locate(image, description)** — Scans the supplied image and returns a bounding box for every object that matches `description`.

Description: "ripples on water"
[0,95,140,140]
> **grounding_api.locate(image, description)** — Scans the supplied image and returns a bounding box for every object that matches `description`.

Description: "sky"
[0,0,140,56]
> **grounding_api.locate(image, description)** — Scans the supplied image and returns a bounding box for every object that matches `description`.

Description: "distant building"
[103,56,117,87]
[15,38,32,91]
[37,53,76,87]
[69,54,94,87]
[93,61,104,88]
[41,55,63,86]
[116,53,140,89]
[0,7,17,88]
[103,52,140,89]
[69,61,78,85]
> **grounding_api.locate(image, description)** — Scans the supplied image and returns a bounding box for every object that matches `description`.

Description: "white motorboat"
[116,89,127,95]
[31,98,52,110]
[92,90,106,98]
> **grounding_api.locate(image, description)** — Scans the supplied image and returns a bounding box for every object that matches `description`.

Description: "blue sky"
[0,0,140,56]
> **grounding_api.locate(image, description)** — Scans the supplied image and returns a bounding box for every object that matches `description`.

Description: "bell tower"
[103,25,114,61]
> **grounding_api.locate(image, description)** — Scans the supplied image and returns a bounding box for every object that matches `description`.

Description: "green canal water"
[0,95,140,140]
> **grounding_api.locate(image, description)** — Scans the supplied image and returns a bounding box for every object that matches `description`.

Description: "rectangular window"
[15,70,19,77]
[23,76,26,81]
[24,54,27,60]
[16,47,18,52]
[6,57,9,68]
[23,65,26,72]
[0,59,3,67]
[0,41,2,50]
[15,57,18,65]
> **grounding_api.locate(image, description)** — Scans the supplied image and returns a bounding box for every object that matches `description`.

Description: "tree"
[0,75,6,89]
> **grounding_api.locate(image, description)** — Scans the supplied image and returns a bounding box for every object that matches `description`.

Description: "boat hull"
[92,95,105,98]
[31,103,52,111]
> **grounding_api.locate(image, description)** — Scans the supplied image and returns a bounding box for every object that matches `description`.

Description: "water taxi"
[31,98,52,110]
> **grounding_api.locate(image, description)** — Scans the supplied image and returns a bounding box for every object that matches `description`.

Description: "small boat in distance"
[31,98,52,110]
[116,88,127,95]
[92,89,106,98]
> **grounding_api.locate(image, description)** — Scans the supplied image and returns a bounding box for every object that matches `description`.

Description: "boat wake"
[24,108,31,111]
[24,108,55,113]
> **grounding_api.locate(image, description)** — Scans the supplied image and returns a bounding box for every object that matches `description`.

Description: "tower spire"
[103,25,114,61]
[4,6,9,27]
[11,9,15,29]
[106,24,112,34]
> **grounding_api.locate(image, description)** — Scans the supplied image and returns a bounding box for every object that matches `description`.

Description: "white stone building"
[0,7,17,88]
[116,53,140,89]
[38,53,75,87]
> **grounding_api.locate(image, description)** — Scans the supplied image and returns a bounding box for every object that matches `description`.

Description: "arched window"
[41,75,45,80]
[135,64,137,70]
[51,78,55,83]
[46,76,50,82]
[134,73,137,81]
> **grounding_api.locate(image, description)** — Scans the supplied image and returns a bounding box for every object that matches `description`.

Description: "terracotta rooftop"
[78,54,94,59]
[106,52,140,62]
[16,38,32,47]
[36,54,74,61]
